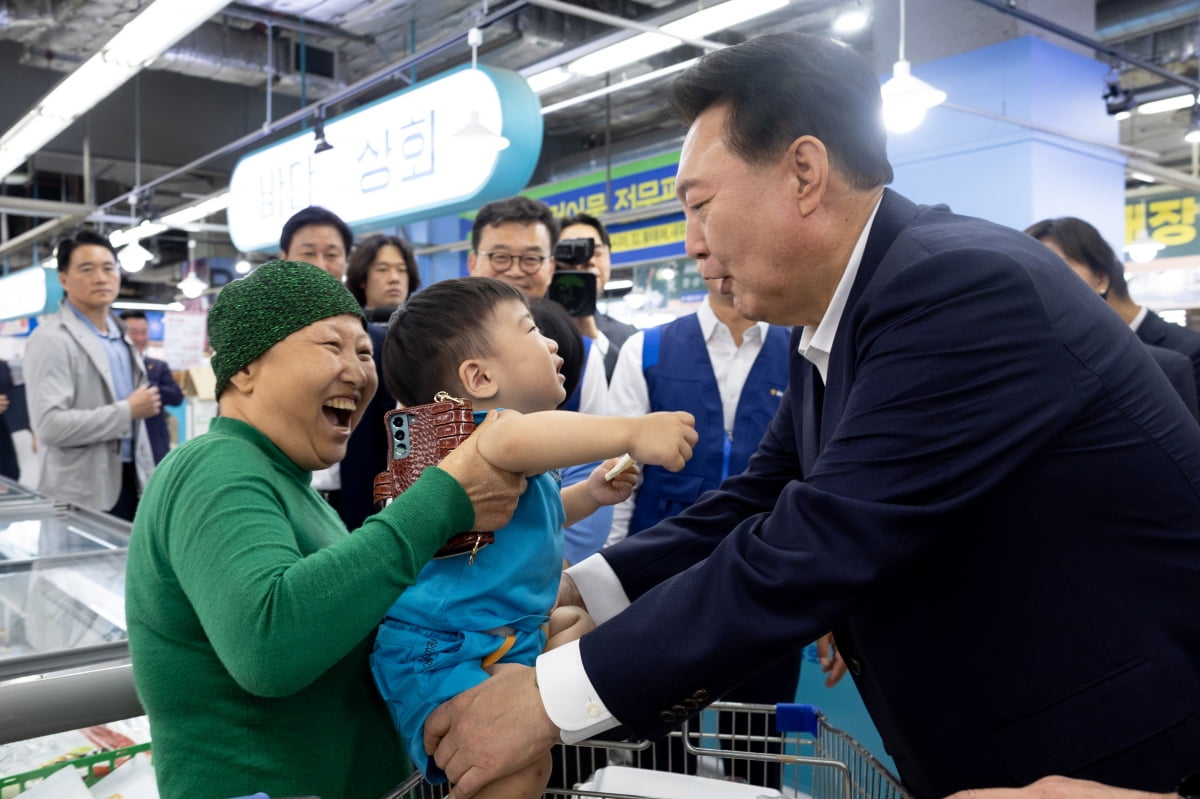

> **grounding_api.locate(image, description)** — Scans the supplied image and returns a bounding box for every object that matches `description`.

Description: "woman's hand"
[439,410,526,531]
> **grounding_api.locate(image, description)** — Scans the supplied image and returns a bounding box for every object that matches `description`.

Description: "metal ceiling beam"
[0,196,96,219]
[89,1,529,221]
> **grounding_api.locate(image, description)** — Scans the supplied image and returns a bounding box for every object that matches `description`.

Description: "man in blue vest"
[606,273,794,784]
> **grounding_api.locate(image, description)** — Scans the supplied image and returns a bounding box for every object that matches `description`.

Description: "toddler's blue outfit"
[370,412,565,782]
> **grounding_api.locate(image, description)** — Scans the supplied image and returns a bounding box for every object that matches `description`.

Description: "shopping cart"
[382,701,910,799]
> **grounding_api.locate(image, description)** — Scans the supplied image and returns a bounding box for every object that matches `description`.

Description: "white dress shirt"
[603,297,771,545]
[538,195,884,743]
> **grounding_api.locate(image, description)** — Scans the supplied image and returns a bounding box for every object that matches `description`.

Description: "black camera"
[547,271,598,318]
[553,237,595,268]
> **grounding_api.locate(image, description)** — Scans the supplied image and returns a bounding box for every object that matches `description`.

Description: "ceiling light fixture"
[235,257,252,275]
[0,0,234,182]
[1135,93,1194,116]
[159,190,231,227]
[527,0,785,87]
[313,108,333,155]
[833,4,870,35]
[1185,101,1200,144]
[177,239,208,299]
[117,241,154,273]
[880,0,946,133]
[452,28,510,152]
[1124,200,1164,264]
[1103,73,1135,117]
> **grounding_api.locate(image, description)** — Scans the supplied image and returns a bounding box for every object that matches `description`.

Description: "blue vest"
[629,314,790,534]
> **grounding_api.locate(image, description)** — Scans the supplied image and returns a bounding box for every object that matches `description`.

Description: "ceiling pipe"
[523,0,729,53]
[82,4,527,223]
[968,0,1200,93]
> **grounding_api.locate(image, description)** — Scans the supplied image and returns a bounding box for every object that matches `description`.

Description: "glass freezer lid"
[0,505,130,563]
[0,477,48,512]
[0,549,128,665]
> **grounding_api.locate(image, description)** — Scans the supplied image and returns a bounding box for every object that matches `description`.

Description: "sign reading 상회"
[227,65,542,253]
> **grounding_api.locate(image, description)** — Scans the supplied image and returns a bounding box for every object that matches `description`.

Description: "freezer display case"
[0,481,142,746]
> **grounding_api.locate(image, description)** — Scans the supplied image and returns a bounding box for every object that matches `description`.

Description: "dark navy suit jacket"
[580,190,1200,798]
[1146,343,1200,420]
[142,355,183,464]
[1137,309,1200,399]
[336,322,393,531]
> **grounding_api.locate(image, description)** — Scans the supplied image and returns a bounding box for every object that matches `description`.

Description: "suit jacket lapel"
[817,189,923,456]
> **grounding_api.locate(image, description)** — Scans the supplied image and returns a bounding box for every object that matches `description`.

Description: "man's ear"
[466,252,481,276]
[788,135,830,218]
[458,358,498,400]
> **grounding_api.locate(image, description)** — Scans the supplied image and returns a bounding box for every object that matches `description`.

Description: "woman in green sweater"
[124,260,522,799]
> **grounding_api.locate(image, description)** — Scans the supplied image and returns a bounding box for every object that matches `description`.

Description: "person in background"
[345,233,421,323]
[557,213,639,382]
[422,33,1200,799]
[25,231,159,519]
[604,271,795,785]
[528,296,613,565]
[467,196,558,299]
[1025,216,1200,419]
[119,310,185,463]
[279,205,353,282]
[0,359,17,481]
[370,276,695,799]
[125,261,524,799]
[279,206,392,530]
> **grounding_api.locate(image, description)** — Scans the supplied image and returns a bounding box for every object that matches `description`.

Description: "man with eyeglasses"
[467,196,559,298]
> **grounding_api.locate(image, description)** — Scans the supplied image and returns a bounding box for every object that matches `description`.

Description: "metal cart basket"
[383,702,910,799]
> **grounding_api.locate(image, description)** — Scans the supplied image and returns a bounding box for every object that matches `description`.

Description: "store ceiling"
[0,0,1196,284]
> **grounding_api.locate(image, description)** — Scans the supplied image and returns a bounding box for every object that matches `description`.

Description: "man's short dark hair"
[670,32,893,190]
[1024,217,1131,302]
[529,297,583,404]
[280,206,353,254]
[470,196,560,252]
[345,234,422,306]
[56,230,118,272]
[559,213,610,248]
[382,277,528,406]
[119,310,147,322]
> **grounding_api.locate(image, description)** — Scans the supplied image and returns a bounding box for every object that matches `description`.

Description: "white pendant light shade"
[881,59,946,133]
[1123,228,1164,264]
[117,241,153,273]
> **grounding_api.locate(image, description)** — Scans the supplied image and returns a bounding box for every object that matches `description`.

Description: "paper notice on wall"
[162,312,207,370]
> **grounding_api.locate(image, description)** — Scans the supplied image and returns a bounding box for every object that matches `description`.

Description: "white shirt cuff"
[565,553,630,624]
[537,641,620,744]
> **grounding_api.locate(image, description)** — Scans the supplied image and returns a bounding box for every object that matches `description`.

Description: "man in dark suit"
[423,34,1200,799]
[120,311,184,463]
[1025,217,1200,421]
[279,206,394,530]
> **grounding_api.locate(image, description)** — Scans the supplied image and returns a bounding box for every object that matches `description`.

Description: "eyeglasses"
[479,251,548,275]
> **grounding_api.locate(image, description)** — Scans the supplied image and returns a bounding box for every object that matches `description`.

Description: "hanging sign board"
[0,267,63,323]
[228,65,543,253]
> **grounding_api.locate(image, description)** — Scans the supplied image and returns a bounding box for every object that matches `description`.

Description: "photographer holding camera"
[554,214,638,382]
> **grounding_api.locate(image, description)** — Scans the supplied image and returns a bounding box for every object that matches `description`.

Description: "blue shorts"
[370,619,548,782]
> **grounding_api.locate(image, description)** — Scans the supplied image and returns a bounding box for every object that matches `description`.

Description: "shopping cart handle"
[775,702,822,736]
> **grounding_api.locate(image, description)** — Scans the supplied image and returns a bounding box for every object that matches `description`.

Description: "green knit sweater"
[125,416,473,799]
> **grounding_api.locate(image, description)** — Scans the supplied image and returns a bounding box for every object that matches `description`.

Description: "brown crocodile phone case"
[373,393,494,560]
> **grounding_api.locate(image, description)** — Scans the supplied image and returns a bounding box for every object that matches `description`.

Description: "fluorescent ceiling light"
[542,57,698,115]
[833,7,870,35]
[566,0,786,77]
[525,66,573,94]
[159,191,231,227]
[0,0,232,182]
[110,221,168,248]
[113,300,185,312]
[1136,93,1193,115]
